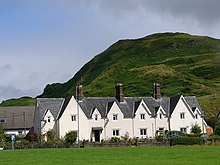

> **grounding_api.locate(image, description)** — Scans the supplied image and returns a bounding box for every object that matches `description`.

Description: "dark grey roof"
[57,97,72,119]
[170,95,181,115]
[0,106,35,130]
[184,96,204,115]
[36,95,202,120]
[36,98,65,119]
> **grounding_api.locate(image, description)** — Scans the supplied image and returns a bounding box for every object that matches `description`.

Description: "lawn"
[0,146,219,165]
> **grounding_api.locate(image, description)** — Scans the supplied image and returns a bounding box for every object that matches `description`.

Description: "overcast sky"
[0,0,220,102]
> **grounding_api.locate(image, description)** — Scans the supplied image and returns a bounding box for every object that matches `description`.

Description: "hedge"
[170,137,203,146]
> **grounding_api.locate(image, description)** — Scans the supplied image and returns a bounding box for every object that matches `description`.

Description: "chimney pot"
[153,83,161,100]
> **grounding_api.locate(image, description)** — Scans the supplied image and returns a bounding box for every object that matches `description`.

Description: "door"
[94,130,100,142]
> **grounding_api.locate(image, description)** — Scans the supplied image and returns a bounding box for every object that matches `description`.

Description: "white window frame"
[47,116,51,123]
[140,114,145,120]
[94,114,98,121]
[71,115,77,122]
[112,114,118,121]
[159,113,162,119]
[140,128,147,136]
[180,127,187,133]
[112,129,120,136]
[195,114,198,119]
[180,112,185,119]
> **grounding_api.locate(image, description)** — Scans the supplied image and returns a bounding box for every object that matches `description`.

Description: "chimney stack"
[75,84,84,101]
[153,83,161,100]
[115,83,124,102]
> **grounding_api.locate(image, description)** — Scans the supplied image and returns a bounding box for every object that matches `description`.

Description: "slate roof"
[36,95,203,120]
[0,106,35,130]
[36,98,65,120]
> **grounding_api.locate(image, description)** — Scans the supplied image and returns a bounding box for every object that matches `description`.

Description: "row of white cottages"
[34,83,207,142]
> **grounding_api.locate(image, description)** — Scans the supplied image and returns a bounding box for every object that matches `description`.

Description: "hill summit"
[39,32,220,117]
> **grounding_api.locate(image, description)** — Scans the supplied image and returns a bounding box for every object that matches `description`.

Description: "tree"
[214,125,220,135]
[191,123,201,135]
[65,131,77,144]
[46,129,56,142]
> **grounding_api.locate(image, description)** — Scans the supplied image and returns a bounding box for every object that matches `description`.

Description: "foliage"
[64,131,77,144]
[110,137,121,143]
[214,125,220,135]
[46,129,56,142]
[191,123,202,135]
[121,132,129,141]
[0,97,36,107]
[155,135,167,142]
[171,137,203,146]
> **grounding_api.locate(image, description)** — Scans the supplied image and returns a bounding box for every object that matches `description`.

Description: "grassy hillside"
[0,97,36,107]
[38,32,220,118]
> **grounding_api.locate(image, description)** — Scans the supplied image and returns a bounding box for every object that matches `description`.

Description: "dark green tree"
[65,131,77,144]
[214,125,220,135]
[190,123,201,135]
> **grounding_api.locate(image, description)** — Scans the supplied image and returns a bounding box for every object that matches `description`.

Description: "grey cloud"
[0,85,39,102]
[0,64,12,72]
[88,0,220,26]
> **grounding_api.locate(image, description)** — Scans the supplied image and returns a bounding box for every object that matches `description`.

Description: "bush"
[171,137,202,146]
[155,135,167,142]
[110,137,121,143]
[191,123,201,135]
[65,131,77,144]
[214,125,220,135]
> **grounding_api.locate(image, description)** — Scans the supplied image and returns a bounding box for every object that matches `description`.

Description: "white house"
[34,83,207,142]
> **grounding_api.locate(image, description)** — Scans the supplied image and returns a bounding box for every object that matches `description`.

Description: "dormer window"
[95,115,98,121]
[71,115,76,122]
[159,113,162,119]
[47,117,51,123]
[180,112,185,119]
[113,114,118,121]
[195,114,198,119]
[140,114,145,120]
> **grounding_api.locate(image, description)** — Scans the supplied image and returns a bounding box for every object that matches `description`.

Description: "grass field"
[0,146,219,165]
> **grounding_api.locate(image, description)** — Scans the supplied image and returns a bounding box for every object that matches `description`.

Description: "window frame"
[112,114,118,121]
[140,128,147,136]
[140,114,145,120]
[71,115,77,122]
[180,112,185,119]
[112,129,120,136]
[180,127,187,133]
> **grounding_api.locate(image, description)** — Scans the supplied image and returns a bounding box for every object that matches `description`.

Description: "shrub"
[171,137,202,146]
[155,135,167,142]
[110,137,121,143]
[130,138,137,146]
[46,129,56,142]
[65,131,77,144]
[214,125,220,135]
[191,123,201,135]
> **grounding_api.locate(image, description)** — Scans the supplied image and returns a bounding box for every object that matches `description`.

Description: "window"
[47,117,51,123]
[112,130,119,136]
[95,115,98,121]
[18,130,22,135]
[180,112,185,119]
[71,115,76,122]
[112,114,118,121]
[0,118,6,123]
[158,128,164,135]
[159,113,162,119]
[195,114,198,119]
[140,129,147,136]
[140,114,145,120]
[180,128,187,133]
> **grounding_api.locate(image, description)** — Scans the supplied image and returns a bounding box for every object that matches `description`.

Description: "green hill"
[27,33,220,117]
[0,97,36,107]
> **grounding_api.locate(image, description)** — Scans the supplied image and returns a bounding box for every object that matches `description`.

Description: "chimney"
[153,83,161,100]
[115,83,124,102]
[75,84,84,101]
